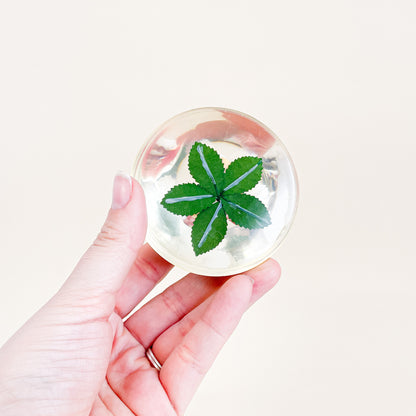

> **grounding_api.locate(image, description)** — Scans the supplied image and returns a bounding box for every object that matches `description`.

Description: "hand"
[0,172,280,416]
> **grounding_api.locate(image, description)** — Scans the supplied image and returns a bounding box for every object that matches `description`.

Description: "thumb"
[59,171,147,302]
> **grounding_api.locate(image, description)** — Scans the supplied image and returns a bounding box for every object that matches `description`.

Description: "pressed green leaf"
[161,183,216,215]
[222,193,271,229]
[188,142,224,196]
[160,141,271,256]
[191,201,227,256]
[222,156,262,195]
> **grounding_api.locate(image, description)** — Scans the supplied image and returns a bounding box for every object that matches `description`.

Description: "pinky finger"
[160,274,254,415]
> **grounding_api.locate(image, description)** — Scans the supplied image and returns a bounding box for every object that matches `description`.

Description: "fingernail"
[112,171,132,210]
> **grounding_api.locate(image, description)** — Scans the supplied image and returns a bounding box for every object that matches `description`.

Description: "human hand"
[0,172,280,416]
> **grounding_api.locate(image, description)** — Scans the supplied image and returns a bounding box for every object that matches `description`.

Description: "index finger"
[115,243,173,318]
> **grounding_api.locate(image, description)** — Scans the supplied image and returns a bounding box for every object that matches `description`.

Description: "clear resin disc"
[132,107,298,276]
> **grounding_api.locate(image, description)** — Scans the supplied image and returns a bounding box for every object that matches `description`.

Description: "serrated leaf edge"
[191,202,228,256]
[188,142,224,196]
[223,156,263,194]
[222,194,271,230]
[161,183,216,216]
[160,143,271,256]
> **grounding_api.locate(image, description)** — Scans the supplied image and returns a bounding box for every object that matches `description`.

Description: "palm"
[88,272,250,415]
[91,314,176,416]
[86,250,278,416]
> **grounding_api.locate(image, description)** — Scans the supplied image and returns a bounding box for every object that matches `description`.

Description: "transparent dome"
[132,107,298,276]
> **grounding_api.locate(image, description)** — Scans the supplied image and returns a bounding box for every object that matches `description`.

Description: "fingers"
[58,173,147,307]
[152,259,280,363]
[124,259,280,350]
[124,273,227,347]
[160,275,254,415]
[115,243,173,318]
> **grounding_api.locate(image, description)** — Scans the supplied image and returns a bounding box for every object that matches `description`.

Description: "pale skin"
[0,173,280,416]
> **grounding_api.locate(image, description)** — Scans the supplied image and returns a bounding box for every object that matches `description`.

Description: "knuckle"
[176,343,205,376]
[94,221,128,247]
[201,315,225,341]
[134,255,160,284]
[177,315,197,339]
[160,286,186,320]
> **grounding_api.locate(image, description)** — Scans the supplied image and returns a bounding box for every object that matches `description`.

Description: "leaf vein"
[198,202,223,248]
[225,200,269,226]
[165,194,214,204]
[223,161,260,192]
[197,144,218,190]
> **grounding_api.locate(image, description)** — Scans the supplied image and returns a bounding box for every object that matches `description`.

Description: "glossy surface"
[132,107,298,276]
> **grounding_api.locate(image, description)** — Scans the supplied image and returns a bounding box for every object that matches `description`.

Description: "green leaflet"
[160,141,271,256]
[161,183,216,215]
[191,201,227,256]
[188,142,225,195]
[222,156,263,195]
[222,193,271,229]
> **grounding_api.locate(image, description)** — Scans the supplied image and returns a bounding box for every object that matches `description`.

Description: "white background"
[1,1,415,415]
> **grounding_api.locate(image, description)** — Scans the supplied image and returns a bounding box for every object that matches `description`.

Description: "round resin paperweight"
[132,107,298,276]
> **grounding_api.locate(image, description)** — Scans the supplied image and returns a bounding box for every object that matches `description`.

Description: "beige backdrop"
[1,1,415,415]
